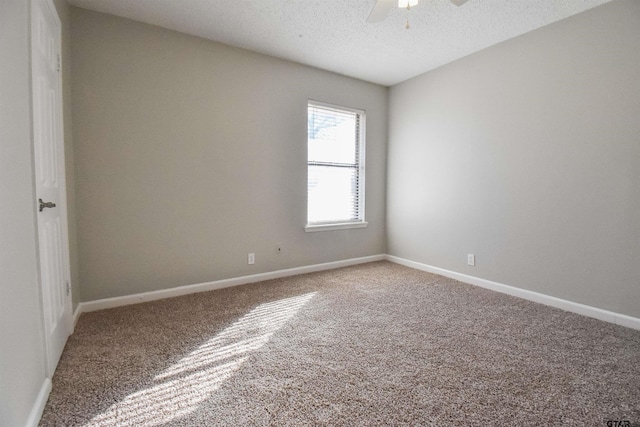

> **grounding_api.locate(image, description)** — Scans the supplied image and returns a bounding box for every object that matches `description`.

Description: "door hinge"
[57,54,61,72]
[65,281,70,296]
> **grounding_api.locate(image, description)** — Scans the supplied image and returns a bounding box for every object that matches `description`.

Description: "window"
[306,100,367,232]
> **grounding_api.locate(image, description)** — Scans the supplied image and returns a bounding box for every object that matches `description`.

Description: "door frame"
[31,0,73,377]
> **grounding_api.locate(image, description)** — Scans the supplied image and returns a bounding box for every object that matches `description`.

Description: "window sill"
[305,222,368,233]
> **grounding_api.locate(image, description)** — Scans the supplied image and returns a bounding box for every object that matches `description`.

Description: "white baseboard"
[72,253,640,332]
[25,378,51,427]
[386,255,640,331]
[77,254,386,315]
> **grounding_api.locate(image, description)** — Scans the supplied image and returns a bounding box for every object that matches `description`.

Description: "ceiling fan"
[368,0,470,23]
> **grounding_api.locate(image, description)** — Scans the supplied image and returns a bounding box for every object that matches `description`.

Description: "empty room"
[1,0,639,426]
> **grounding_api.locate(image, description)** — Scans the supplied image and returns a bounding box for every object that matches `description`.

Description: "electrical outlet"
[467,254,475,266]
[248,253,255,265]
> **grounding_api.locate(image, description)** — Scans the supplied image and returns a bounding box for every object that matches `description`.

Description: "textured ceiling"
[66,0,613,86]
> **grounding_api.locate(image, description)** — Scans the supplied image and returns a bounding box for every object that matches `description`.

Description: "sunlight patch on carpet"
[87,292,316,426]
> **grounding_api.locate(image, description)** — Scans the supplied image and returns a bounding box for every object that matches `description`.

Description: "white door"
[32,0,72,375]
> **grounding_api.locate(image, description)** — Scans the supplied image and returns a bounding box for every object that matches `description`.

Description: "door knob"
[39,199,56,212]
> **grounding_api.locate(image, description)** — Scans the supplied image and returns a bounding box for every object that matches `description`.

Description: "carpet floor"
[40,261,640,426]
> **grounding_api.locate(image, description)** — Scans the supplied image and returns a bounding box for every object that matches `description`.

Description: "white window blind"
[307,101,365,228]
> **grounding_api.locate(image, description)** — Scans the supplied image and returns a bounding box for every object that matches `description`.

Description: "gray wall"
[0,0,48,425]
[387,0,640,318]
[70,8,387,302]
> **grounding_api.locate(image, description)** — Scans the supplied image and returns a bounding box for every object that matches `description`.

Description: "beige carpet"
[40,261,640,426]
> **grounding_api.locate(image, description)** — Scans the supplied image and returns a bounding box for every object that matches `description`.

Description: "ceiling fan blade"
[367,0,395,23]
[449,0,470,5]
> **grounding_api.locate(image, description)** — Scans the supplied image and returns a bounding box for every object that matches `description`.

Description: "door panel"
[32,0,71,376]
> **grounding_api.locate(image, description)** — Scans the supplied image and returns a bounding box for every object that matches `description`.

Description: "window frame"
[305,100,368,232]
